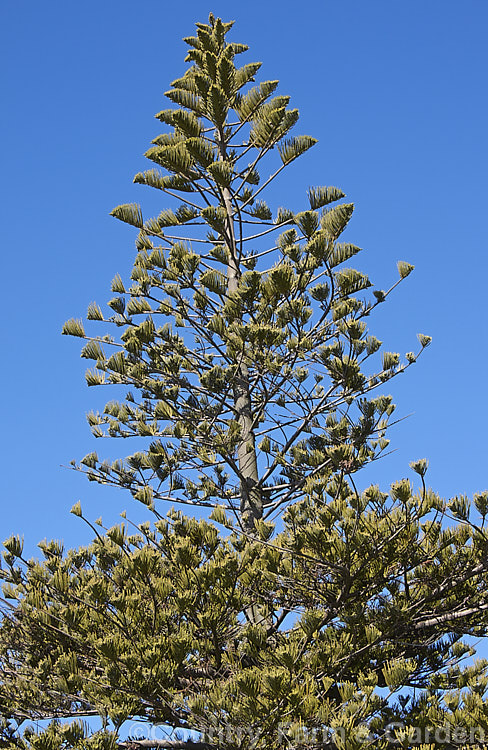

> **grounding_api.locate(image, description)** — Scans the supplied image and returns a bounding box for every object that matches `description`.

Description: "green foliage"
[397,260,415,279]
[109,203,143,228]
[3,12,488,750]
[2,485,488,749]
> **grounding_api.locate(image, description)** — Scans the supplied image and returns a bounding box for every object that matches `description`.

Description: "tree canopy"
[1,13,488,750]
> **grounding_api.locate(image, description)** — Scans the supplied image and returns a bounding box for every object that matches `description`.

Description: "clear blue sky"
[1,0,487,558]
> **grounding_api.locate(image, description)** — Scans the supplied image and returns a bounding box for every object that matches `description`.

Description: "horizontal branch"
[414,601,488,630]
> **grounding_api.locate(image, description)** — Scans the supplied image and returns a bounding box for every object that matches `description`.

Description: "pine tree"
[2,14,488,750]
[62,15,424,532]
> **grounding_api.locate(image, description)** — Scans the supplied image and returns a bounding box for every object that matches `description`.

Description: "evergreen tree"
[2,14,488,750]
[64,15,424,532]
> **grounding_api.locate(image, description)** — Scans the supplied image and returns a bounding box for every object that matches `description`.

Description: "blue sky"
[1,0,487,563]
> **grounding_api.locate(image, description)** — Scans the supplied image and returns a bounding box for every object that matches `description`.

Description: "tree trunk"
[216,131,262,533]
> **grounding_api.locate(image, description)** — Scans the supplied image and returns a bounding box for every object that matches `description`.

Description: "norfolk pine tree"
[2,14,488,750]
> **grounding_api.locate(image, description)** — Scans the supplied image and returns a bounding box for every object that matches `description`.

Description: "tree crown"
[62,13,429,530]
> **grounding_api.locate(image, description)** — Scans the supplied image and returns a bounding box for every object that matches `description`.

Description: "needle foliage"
[2,14,488,750]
